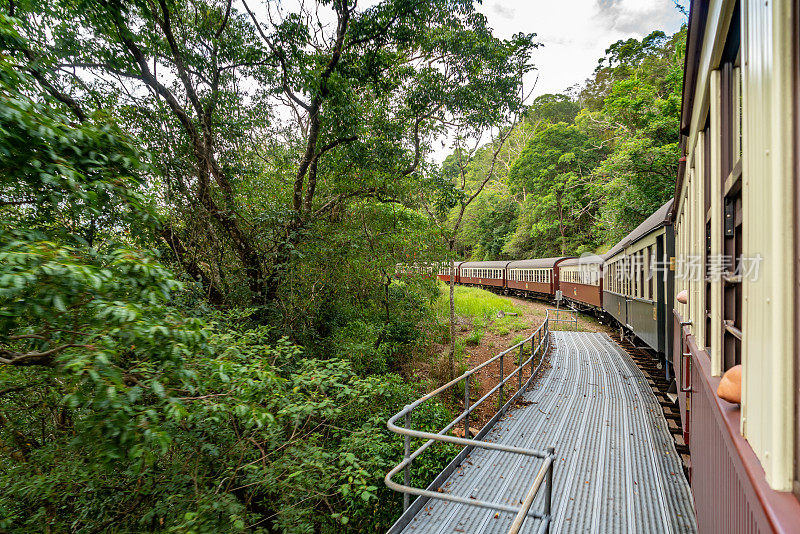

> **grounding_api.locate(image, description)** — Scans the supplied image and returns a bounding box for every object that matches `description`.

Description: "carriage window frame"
[719,4,743,371]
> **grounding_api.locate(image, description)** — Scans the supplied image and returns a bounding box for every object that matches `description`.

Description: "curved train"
[427,1,800,530]
[436,199,675,371]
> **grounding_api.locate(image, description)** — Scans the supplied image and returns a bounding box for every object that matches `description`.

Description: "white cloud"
[477,0,685,97]
[491,4,516,20]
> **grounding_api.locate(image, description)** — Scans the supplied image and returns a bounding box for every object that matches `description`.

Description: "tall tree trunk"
[448,240,457,381]
[558,194,566,255]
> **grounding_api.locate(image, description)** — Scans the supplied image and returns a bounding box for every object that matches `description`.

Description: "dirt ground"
[444,295,614,430]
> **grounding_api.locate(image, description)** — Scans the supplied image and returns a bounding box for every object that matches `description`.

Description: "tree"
[424,115,534,379]
[6,0,537,320]
[506,121,604,255]
[589,28,685,243]
[0,18,455,532]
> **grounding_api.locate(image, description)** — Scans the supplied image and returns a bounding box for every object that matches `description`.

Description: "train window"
[648,246,655,300]
[640,251,645,299]
[628,257,633,296]
[720,2,742,370]
[623,258,628,296]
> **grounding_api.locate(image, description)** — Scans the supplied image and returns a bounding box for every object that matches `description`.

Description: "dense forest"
[0,1,683,532]
[449,29,685,260]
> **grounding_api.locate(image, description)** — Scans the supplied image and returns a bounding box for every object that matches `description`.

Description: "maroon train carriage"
[558,255,605,310]
[458,261,509,290]
[505,257,572,298]
[436,261,463,284]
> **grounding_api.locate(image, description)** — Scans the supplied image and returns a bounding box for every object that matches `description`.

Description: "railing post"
[498,352,504,410]
[464,376,470,438]
[404,410,411,510]
[518,344,523,392]
[545,446,555,533]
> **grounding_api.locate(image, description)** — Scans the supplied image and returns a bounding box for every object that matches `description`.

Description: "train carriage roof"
[506,257,573,269]
[459,260,511,269]
[604,199,673,260]
[560,254,605,267]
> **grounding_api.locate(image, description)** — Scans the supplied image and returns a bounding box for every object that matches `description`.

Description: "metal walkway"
[394,332,697,534]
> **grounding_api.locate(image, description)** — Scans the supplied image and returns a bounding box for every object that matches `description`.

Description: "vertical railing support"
[545,446,555,533]
[518,344,523,392]
[498,352,504,410]
[464,376,470,438]
[403,410,411,510]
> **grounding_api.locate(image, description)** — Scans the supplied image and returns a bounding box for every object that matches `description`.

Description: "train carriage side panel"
[626,228,665,352]
[458,261,509,289]
[602,200,673,354]
[559,255,604,309]
[436,261,463,284]
[602,251,628,327]
[506,257,573,298]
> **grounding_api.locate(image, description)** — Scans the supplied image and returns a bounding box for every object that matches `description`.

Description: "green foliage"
[506,120,605,255]
[442,28,685,259]
[0,14,458,533]
[1,316,457,533]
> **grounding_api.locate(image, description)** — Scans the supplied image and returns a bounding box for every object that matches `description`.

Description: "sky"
[476,0,687,99]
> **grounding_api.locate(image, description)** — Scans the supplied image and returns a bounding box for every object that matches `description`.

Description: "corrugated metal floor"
[397,332,696,534]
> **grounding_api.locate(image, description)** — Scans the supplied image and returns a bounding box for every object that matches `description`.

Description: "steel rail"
[507,449,555,534]
[385,310,556,534]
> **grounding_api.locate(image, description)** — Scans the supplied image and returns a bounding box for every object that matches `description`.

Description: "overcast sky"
[419,0,686,160]
[477,0,687,99]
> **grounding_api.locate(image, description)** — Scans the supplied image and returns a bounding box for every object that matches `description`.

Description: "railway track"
[610,330,691,479]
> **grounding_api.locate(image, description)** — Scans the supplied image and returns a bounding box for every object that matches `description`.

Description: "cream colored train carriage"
[673,0,800,530]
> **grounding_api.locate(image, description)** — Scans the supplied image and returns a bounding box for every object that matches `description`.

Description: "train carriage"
[436,261,462,284]
[506,257,571,299]
[671,0,800,531]
[558,255,605,310]
[458,261,509,289]
[603,200,674,358]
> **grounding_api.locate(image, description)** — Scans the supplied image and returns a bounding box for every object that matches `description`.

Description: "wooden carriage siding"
[559,255,604,310]
[506,258,571,297]
[671,0,800,530]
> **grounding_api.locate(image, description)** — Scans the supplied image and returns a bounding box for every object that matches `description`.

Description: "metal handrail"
[547,307,578,331]
[385,311,555,533]
[508,447,554,534]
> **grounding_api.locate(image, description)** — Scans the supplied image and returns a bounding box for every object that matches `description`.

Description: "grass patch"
[489,315,529,335]
[435,283,520,320]
[464,329,484,346]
